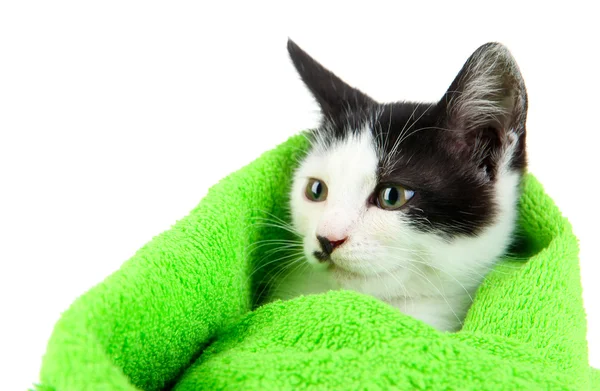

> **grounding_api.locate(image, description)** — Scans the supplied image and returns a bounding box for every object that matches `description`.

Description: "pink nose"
[317,236,347,256]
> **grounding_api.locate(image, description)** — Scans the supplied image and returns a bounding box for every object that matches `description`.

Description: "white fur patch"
[290,129,379,257]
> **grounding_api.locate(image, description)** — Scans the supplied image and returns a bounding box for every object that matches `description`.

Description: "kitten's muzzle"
[315,235,346,262]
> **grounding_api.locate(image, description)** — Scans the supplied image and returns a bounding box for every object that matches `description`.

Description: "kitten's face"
[287,40,527,290]
[291,130,417,279]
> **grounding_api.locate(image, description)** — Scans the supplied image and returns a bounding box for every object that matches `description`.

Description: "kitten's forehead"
[306,103,440,189]
[300,129,379,209]
[314,103,439,165]
[373,103,443,182]
[307,128,378,184]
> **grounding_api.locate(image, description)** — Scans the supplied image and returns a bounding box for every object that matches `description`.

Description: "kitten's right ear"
[287,39,375,119]
[437,43,528,178]
[440,42,528,137]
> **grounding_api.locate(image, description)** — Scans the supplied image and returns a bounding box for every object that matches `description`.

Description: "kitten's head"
[288,40,527,295]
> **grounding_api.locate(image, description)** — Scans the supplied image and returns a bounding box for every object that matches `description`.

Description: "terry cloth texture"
[36,134,598,390]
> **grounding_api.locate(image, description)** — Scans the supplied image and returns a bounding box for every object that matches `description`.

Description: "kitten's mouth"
[313,251,330,262]
[313,251,362,277]
[327,262,364,279]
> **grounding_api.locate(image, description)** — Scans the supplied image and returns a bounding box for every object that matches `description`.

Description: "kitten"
[268,39,527,332]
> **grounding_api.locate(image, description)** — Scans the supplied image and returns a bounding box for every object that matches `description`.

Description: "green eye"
[377,185,414,210]
[305,178,328,202]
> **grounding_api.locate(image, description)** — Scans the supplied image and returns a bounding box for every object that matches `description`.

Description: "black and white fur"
[268,40,527,331]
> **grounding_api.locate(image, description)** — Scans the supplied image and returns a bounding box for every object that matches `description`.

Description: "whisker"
[244,250,302,288]
[246,239,303,252]
[402,261,464,326]
[396,103,436,146]
[376,247,475,304]
[257,255,307,301]
[244,221,301,237]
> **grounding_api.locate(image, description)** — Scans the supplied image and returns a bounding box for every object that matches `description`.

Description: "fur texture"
[268,40,528,331]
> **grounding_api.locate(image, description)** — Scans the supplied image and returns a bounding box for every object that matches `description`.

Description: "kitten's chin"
[326,261,372,281]
[306,255,363,280]
[306,252,374,280]
[327,262,356,277]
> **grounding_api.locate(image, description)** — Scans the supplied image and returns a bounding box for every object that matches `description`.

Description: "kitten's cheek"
[294,214,310,234]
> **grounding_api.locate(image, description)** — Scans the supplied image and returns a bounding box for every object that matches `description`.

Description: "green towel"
[36,134,598,391]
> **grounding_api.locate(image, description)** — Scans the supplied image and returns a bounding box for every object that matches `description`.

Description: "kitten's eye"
[376,186,414,210]
[305,178,328,202]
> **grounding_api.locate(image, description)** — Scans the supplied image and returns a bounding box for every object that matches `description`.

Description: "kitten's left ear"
[439,42,528,164]
[287,39,375,120]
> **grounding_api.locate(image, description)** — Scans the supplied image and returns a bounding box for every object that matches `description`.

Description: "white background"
[1,2,598,390]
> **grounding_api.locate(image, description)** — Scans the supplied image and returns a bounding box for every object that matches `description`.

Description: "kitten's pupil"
[312,182,322,197]
[384,187,399,205]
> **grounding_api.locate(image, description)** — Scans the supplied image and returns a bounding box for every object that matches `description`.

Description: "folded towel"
[36,134,598,391]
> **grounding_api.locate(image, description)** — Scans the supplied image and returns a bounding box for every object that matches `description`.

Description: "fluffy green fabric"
[36,134,597,391]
